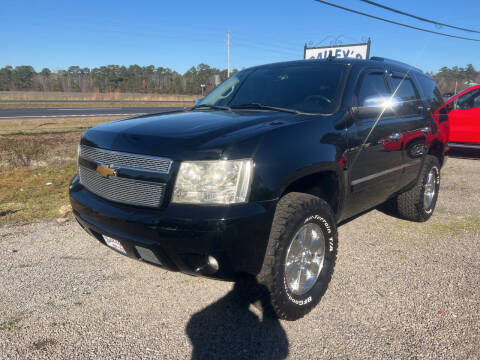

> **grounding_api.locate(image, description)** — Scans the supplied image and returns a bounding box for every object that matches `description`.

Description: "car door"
[344,68,405,217]
[450,88,480,144]
[387,71,428,188]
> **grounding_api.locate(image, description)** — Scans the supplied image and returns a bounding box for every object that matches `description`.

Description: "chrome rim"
[424,167,438,210]
[284,223,325,296]
[408,143,424,158]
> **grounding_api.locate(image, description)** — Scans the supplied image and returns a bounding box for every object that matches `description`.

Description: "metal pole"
[227,30,230,78]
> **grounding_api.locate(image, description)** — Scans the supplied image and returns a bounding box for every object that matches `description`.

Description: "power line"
[313,0,480,42]
[227,30,230,77]
[359,0,480,34]
[233,38,299,56]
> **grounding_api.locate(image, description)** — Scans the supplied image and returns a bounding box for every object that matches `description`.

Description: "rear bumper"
[69,175,277,280]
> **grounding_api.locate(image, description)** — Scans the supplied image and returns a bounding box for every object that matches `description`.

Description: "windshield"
[199,62,347,114]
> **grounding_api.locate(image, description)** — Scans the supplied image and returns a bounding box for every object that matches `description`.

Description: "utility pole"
[227,30,230,78]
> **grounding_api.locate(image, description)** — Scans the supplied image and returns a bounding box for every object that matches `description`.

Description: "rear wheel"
[396,155,441,222]
[255,192,338,320]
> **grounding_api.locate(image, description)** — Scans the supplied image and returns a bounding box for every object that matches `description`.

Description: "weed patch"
[429,216,480,236]
[1,320,22,331]
[0,132,81,170]
[0,165,76,223]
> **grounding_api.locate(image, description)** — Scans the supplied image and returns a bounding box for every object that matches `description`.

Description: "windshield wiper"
[192,104,231,111]
[230,103,305,114]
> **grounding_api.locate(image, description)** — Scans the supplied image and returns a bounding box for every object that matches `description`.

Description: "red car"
[444,85,480,149]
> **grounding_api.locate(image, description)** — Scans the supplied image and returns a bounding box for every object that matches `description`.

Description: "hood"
[81,110,303,160]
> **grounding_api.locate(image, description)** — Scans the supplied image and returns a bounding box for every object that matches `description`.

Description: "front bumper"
[69,175,277,280]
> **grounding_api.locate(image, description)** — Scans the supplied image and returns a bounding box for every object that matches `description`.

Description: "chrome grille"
[78,166,166,207]
[79,145,172,173]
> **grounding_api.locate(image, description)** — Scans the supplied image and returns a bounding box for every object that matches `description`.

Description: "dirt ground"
[0,154,479,359]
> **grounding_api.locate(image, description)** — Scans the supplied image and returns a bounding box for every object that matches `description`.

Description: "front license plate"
[103,236,126,254]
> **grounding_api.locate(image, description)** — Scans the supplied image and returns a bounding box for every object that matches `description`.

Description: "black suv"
[70,57,448,320]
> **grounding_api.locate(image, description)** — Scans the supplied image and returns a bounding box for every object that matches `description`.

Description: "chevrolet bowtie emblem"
[96,164,117,178]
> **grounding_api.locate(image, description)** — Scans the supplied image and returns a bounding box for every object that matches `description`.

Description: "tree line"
[0,63,478,95]
[0,64,236,95]
[430,64,480,94]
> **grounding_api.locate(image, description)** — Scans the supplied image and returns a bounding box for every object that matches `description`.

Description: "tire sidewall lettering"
[283,278,313,306]
[304,214,331,234]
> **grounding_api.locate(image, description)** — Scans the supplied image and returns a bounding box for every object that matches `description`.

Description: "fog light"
[207,256,219,272]
[195,255,219,274]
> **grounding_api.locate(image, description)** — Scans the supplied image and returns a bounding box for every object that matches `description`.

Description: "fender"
[276,161,347,221]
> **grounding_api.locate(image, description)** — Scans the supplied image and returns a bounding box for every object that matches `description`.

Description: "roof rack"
[370,56,423,73]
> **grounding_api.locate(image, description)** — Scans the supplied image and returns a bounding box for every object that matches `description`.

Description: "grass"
[0,165,76,223]
[0,131,82,170]
[2,128,89,136]
[0,115,119,224]
[428,216,480,236]
[0,91,197,102]
[388,214,480,247]
[0,130,83,224]
[0,115,122,134]
[0,101,193,109]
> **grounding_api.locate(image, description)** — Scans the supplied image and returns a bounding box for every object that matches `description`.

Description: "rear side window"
[417,75,444,112]
[356,72,390,106]
[391,75,421,116]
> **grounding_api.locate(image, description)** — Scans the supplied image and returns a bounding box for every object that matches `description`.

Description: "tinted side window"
[391,76,421,116]
[418,75,444,112]
[457,89,480,110]
[357,72,390,105]
[474,92,480,108]
[433,88,444,110]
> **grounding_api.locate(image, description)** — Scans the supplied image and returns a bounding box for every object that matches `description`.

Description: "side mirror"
[195,98,204,106]
[352,95,401,120]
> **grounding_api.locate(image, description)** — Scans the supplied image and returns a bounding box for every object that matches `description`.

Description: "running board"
[448,142,480,150]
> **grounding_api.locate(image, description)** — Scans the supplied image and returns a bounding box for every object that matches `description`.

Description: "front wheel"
[396,155,441,222]
[256,192,338,321]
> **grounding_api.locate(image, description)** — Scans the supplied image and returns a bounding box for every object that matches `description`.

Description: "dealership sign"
[304,39,371,60]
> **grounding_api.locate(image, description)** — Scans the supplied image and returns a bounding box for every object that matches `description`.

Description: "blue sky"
[1,0,479,74]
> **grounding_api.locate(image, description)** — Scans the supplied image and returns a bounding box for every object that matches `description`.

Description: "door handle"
[389,133,402,142]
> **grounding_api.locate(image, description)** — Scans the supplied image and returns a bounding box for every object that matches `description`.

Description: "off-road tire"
[256,192,338,321]
[396,155,441,222]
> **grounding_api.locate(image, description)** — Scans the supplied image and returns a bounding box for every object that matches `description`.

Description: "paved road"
[0,107,182,119]
[1,157,479,359]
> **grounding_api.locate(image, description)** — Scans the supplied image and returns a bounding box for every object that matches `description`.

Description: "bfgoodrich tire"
[256,192,338,321]
[396,155,441,222]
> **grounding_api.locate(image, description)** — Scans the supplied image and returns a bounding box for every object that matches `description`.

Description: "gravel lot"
[1,155,479,360]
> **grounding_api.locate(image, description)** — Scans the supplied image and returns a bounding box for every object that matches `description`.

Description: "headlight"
[172,159,253,204]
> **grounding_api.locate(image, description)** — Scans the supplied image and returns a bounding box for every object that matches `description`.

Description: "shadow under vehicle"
[186,277,289,360]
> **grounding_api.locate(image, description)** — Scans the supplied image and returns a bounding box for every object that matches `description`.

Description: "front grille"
[79,145,172,173]
[78,145,172,208]
[79,166,166,207]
